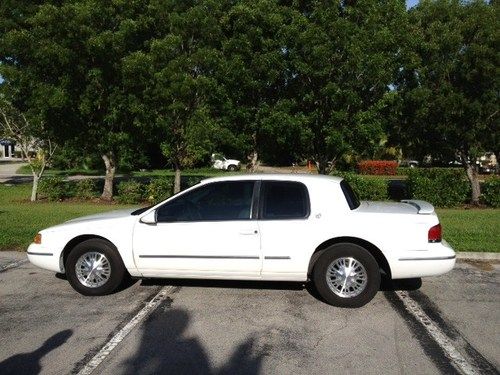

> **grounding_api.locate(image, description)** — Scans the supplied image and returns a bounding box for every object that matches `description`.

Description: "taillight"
[428,224,442,243]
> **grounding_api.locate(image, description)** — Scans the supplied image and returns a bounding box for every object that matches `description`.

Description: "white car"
[211,153,241,171]
[27,174,455,307]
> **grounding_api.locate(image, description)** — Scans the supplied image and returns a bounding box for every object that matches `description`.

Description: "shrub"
[184,176,204,189]
[482,177,500,208]
[146,178,173,204]
[38,177,68,201]
[406,168,470,208]
[74,179,97,200]
[334,172,388,201]
[358,160,398,175]
[117,180,144,204]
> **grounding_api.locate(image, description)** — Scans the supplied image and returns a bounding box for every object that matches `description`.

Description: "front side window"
[261,181,309,219]
[156,181,255,222]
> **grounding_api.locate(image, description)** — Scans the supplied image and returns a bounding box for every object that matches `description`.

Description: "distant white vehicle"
[27,174,455,307]
[211,153,241,171]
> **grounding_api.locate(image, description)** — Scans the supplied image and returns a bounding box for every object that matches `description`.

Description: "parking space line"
[77,286,174,375]
[395,290,479,375]
[0,259,28,272]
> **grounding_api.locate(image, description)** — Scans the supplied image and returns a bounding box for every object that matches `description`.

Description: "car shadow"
[140,276,421,304]
[0,329,72,375]
[380,276,422,291]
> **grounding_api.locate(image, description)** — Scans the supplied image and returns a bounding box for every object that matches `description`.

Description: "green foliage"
[38,177,69,201]
[406,168,470,208]
[482,177,500,208]
[334,172,388,201]
[74,179,97,200]
[393,0,498,200]
[146,178,173,204]
[117,180,144,204]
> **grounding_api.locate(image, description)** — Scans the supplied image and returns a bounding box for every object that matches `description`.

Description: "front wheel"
[66,239,125,296]
[313,243,381,308]
[227,164,238,171]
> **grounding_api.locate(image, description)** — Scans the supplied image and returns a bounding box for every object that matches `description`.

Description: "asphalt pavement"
[0,252,498,375]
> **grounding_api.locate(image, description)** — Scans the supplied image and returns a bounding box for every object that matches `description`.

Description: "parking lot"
[0,251,498,375]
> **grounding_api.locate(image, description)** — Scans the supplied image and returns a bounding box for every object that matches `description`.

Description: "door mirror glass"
[140,210,157,224]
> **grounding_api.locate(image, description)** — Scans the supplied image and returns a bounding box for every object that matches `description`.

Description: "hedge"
[358,160,398,176]
[39,177,70,201]
[406,168,470,208]
[146,178,174,204]
[482,177,500,208]
[334,172,388,201]
[74,179,98,200]
[117,180,144,204]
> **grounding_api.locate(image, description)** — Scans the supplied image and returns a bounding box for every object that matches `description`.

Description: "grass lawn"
[0,183,498,253]
[0,184,135,251]
[437,209,500,253]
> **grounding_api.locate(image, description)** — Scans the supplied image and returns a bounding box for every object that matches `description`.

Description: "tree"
[0,99,56,201]
[0,0,153,200]
[393,0,499,204]
[282,0,408,173]
[123,0,224,193]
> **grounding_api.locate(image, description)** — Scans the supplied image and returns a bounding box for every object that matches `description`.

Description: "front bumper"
[391,240,456,279]
[27,243,62,273]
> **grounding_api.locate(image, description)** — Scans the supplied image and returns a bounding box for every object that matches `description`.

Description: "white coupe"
[27,174,455,307]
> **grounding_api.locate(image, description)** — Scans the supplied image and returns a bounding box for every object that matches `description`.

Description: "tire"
[227,164,238,171]
[313,243,381,308]
[65,239,125,296]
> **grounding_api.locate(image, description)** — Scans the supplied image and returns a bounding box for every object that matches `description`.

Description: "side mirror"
[140,210,157,225]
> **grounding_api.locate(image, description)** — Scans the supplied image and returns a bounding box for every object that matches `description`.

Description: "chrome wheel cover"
[75,252,111,288]
[326,257,368,298]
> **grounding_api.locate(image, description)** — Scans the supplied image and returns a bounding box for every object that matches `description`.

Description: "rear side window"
[261,181,309,219]
[340,180,360,210]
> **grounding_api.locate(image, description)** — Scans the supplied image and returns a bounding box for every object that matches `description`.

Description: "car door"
[258,180,315,279]
[133,180,261,278]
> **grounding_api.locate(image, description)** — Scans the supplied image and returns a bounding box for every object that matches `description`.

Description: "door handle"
[239,230,258,235]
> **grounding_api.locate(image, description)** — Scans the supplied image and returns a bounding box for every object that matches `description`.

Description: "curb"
[456,252,500,261]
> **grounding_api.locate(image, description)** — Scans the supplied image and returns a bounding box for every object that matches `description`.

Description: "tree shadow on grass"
[0,329,72,375]
[124,307,263,375]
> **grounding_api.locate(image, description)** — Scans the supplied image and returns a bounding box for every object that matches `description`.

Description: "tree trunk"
[461,154,481,205]
[247,151,259,172]
[174,167,181,194]
[315,160,328,175]
[101,152,116,201]
[31,174,39,202]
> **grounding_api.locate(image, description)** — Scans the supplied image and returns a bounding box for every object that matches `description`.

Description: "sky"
[407,0,420,8]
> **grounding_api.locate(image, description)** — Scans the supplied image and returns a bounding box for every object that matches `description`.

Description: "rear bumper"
[27,243,62,273]
[391,240,456,279]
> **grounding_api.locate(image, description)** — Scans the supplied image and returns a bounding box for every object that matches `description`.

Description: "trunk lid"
[357,200,435,215]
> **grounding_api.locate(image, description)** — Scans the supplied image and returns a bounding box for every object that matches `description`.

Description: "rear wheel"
[66,239,125,296]
[313,243,380,308]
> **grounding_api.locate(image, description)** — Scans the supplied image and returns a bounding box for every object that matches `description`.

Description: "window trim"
[155,180,257,223]
[340,180,360,210]
[257,180,311,221]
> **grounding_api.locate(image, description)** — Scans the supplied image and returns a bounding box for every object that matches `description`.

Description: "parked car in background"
[476,152,498,174]
[211,153,241,171]
[399,159,419,168]
[27,174,455,308]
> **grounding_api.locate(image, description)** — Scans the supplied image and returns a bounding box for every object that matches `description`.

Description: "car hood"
[63,208,138,224]
[225,159,240,164]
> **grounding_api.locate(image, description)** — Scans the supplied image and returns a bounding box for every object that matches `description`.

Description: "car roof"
[201,173,343,185]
